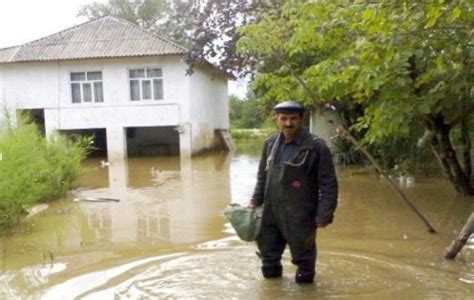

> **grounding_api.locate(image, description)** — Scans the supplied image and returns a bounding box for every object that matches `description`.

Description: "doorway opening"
[126,126,179,156]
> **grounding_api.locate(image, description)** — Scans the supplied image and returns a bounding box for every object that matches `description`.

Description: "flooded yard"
[1,139,473,299]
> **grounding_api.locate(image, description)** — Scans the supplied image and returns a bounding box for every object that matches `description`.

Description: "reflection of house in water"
[0,16,231,159]
[76,155,232,248]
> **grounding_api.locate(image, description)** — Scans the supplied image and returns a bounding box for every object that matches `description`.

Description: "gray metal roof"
[0,46,20,63]
[0,16,188,63]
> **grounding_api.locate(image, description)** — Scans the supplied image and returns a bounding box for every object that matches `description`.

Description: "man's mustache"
[284,126,294,129]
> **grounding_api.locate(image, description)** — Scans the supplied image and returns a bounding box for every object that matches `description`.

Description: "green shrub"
[229,95,265,129]
[0,121,90,229]
[331,136,361,165]
[231,129,254,139]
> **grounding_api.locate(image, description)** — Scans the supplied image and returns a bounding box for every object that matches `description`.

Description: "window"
[70,71,104,103]
[129,68,163,101]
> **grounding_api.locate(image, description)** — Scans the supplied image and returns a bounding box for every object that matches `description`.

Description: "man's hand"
[246,203,256,210]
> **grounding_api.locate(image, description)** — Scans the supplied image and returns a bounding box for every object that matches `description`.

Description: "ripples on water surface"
[0,139,473,299]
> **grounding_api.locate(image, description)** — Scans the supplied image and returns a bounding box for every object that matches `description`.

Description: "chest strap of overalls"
[265,133,281,171]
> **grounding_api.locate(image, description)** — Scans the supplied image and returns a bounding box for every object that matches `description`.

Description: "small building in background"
[310,108,340,150]
[0,16,231,159]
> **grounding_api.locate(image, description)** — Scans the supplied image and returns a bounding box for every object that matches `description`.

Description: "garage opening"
[59,128,107,157]
[126,126,179,156]
[17,109,45,136]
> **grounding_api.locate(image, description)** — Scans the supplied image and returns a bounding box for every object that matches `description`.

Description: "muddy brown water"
[1,139,473,299]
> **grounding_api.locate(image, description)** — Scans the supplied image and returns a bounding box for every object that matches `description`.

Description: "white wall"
[44,105,180,130]
[2,62,60,109]
[0,55,230,156]
[0,65,4,127]
[187,68,229,153]
[0,65,18,128]
[1,56,187,125]
[0,65,4,104]
[310,109,341,150]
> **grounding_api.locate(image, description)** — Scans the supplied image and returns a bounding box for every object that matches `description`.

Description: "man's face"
[276,112,304,138]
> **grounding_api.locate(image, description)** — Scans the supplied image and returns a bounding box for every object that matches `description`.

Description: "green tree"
[78,0,285,75]
[229,94,265,129]
[237,0,474,194]
[78,0,192,45]
[78,0,171,28]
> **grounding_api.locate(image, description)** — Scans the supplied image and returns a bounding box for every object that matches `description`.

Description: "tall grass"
[0,119,90,230]
[231,128,275,140]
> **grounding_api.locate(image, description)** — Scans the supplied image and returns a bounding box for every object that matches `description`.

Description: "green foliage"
[78,0,191,45]
[369,135,419,175]
[237,0,473,191]
[331,136,360,166]
[0,121,90,230]
[78,0,171,28]
[231,129,255,139]
[77,1,286,76]
[239,0,473,139]
[230,95,266,129]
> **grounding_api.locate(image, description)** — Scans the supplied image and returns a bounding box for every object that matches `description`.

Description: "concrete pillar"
[44,126,58,141]
[106,126,127,160]
[0,107,15,130]
[108,158,129,194]
[44,108,59,141]
[178,123,192,157]
[180,155,192,173]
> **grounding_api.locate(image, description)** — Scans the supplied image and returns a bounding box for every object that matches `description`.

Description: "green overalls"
[258,133,318,281]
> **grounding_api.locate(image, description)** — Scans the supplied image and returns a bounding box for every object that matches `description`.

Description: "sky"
[0,0,247,97]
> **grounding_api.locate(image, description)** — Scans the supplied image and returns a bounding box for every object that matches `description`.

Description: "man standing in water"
[248,101,338,284]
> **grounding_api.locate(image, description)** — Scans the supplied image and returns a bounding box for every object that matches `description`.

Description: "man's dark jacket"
[251,130,338,225]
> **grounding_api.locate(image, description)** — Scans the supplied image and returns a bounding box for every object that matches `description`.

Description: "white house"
[0,16,231,159]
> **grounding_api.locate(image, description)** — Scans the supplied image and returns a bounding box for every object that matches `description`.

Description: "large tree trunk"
[425,114,473,195]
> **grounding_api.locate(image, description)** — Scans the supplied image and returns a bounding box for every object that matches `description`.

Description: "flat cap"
[273,100,305,113]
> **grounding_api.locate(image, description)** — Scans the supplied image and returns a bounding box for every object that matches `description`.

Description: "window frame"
[127,67,164,102]
[69,70,104,104]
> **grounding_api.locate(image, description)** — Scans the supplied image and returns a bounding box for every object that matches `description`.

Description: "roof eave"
[0,52,188,64]
[194,59,236,81]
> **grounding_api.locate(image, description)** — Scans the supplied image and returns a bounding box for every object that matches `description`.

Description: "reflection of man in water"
[248,101,338,284]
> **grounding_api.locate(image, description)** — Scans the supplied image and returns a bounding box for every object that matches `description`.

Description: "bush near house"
[0,120,90,230]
